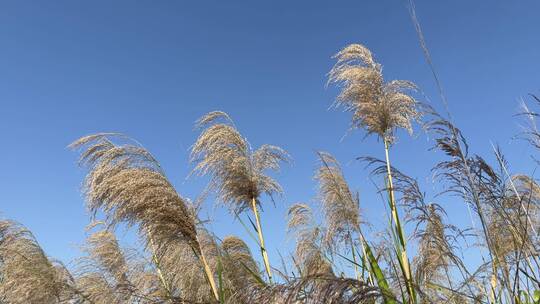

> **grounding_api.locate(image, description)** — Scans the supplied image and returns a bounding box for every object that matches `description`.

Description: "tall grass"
[1,48,540,304]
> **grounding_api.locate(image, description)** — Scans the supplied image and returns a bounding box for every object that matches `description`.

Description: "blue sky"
[1,0,539,270]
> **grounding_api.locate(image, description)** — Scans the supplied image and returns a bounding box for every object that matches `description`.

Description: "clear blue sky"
[1,0,539,269]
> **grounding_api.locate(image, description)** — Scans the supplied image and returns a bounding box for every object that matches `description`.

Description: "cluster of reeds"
[1,43,540,304]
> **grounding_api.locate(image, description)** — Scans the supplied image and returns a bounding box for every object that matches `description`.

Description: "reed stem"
[195,240,220,301]
[251,197,273,283]
[147,230,173,300]
[147,227,219,302]
[383,137,416,303]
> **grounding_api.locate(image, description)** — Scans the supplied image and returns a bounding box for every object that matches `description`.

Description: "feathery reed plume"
[191,111,290,282]
[287,204,333,277]
[329,44,421,302]
[75,273,121,304]
[235,275,381,304]
[221,235,264,302]
[485,173,540,271]
[0,220,79,303]
[152,229,220,303]
[428,116,538,300]
[314,152,368,282]
[70,133,219,301]
[328,44,421,143]
[413,205,453,302]
[315,152,361,248]
[84,223,131,287]
[363,157,474,301]
[75,222,146,303]
[153,237,215,302]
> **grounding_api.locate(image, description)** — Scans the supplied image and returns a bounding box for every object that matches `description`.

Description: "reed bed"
[1,42,540,304]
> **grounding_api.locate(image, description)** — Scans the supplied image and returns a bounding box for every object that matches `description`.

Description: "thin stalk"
[147,227,219,302]
[251,197,273,283]
[491,143,538,239]
[193,239,220,302]
[350,236,361,281]
[383,137,416,303]
[146,229,173,300]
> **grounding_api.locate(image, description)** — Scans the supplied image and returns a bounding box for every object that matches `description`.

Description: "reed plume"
[328,43,422,302]
[485,174,540,271]
[429,115,540,301]
[70,133,219,301]
[0,220,78,303]
[287,203,333,277]
[83,223,132,288]
[413,205,453,302]
[75,222,149,303]
[191,111,289,282]
[235,275,381,304]
[315,152,361,249]
[313,152,371,283]
[221,235,264,303]
[328,44,421,143]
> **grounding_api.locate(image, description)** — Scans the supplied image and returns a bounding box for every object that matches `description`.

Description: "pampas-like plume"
[221,235,264,303]
[83,223,131,287]
[487,174,540,260]
[329,44,420,302]
[70,133,219,301]
[314,152,369,282]
[0,220,78,303]
[152,230,219,303]
[287,203,333,277]
[191,111,289,282]
[315,152,361,250]
[414,205,450,289]
[328,44,421,143]
[70,134,198,251]
[75,222,143,303]
[191,111,289,213]
[234,275,381,304]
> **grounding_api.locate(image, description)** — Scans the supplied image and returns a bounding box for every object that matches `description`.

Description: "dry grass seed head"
[414,205,451,287]
[83,225,130,285]
[75,273,122,304]
[154,237,215,302]
[287,203,333,277]
[70,134,201,256]
[487,175,540,259]
[0,220,77,303]
[235,275,380,304]
[191,111,289,213]
[74,222,147,303]
[328,43,422,143]
[221,235,264,302]
[315,152,361,251]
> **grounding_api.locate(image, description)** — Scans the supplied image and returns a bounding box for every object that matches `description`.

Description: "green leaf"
[239,259,267,287]
[363,239,396,304]
[217,258,225,304]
